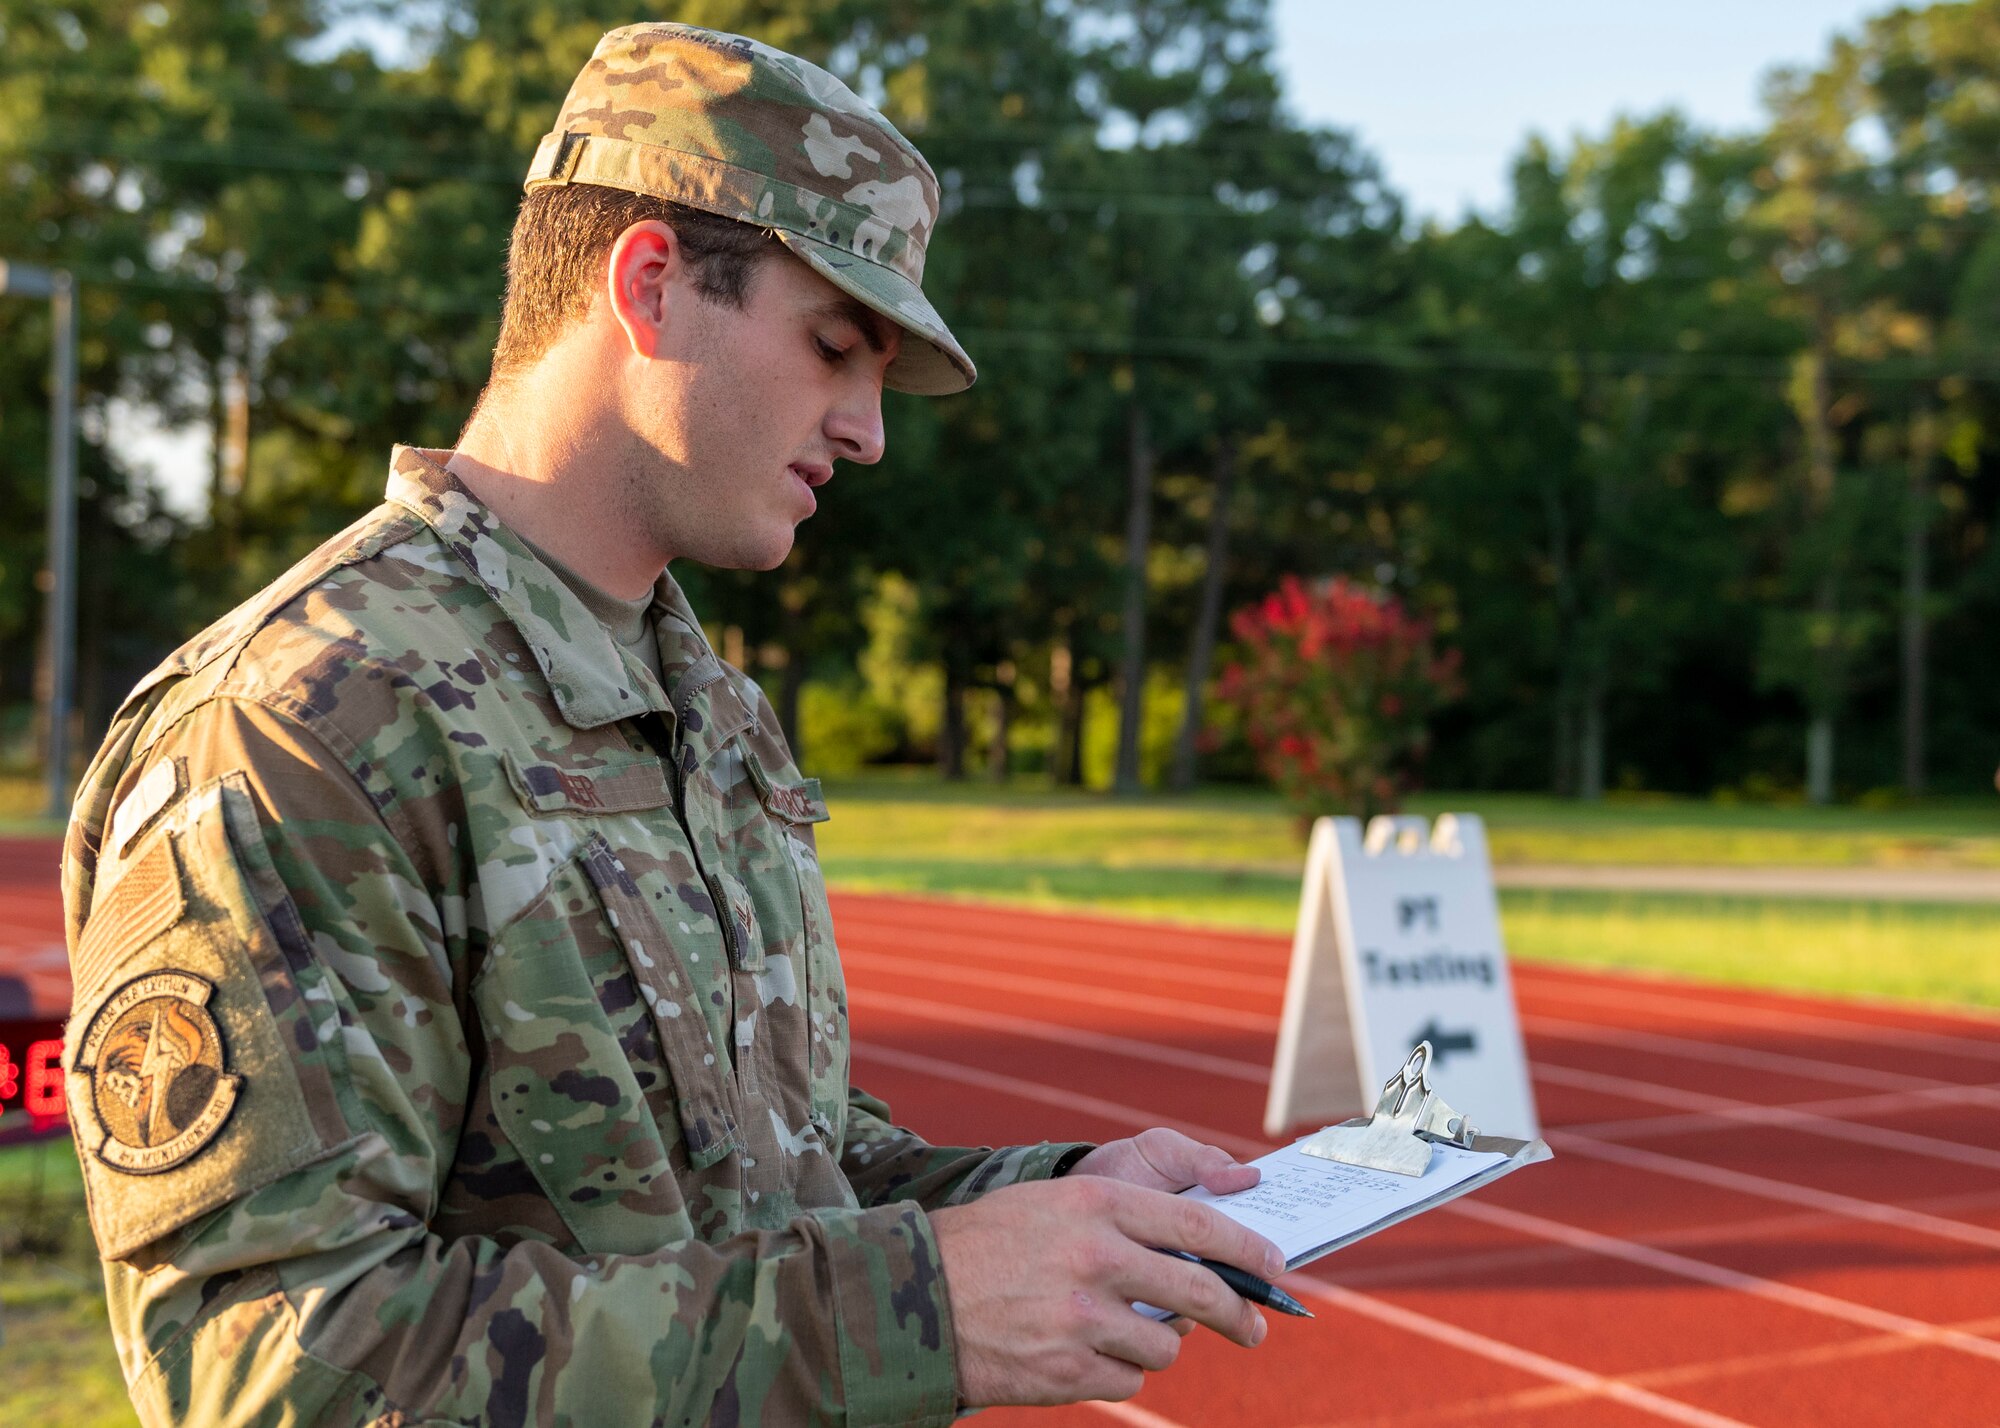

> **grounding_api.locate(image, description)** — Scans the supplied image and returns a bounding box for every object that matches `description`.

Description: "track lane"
[836,891,2000,1424]
[842,939,2000,1237]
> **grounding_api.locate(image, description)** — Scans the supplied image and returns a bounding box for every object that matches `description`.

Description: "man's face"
[616,243,901,572]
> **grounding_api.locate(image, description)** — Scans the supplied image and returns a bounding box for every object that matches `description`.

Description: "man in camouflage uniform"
[62,23,1282,1426]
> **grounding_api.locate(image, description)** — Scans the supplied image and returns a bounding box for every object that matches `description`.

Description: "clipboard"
[1182,1042,1551,1280]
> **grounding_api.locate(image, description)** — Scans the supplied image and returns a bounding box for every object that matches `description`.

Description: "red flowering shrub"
[1215,576,1460,820]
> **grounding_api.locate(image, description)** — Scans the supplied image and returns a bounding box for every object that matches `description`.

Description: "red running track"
[825,891,2000,1428]
[8,836,2000,1426]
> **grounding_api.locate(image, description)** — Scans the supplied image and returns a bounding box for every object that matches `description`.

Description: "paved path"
[1496,863,2000,902]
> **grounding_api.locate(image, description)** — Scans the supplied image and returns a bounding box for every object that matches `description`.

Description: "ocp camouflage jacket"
[61,446,1086,1427]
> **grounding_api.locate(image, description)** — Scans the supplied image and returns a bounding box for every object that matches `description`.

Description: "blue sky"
[1268,0,1886,223]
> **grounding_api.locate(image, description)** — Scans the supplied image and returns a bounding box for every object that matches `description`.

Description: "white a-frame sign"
[1264,813,1540,1140]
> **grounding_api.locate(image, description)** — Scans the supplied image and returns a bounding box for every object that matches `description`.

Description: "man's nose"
[825,384,887,466]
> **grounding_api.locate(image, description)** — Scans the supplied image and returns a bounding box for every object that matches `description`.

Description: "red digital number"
[24,1039,64,1119]
[0,1043,16,1103]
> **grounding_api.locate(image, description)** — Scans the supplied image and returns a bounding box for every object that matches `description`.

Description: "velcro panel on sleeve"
[66,774,338,1260]
[822,1202,960,1428]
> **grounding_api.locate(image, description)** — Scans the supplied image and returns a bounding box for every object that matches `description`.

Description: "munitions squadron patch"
[74,972,240,1174]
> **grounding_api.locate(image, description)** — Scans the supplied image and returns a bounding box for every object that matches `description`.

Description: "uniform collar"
[386,445,717,732]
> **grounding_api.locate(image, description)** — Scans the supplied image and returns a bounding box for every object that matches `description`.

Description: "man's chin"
[698,530,796,573]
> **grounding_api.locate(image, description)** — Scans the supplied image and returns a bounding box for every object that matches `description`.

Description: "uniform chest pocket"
[475,834,742,1252]
[740,749,849,1148]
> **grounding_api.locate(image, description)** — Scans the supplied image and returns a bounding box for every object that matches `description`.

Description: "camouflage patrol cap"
[525,23,975,396]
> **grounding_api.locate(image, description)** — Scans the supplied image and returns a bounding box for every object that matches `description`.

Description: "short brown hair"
[487,185,779,381]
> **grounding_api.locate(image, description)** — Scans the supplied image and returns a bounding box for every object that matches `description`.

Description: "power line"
[44,258,1983,382]
[39,73,1366,155]
[15,136,1381,226]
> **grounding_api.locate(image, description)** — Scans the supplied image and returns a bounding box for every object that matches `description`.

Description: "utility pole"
[0,261,79,820]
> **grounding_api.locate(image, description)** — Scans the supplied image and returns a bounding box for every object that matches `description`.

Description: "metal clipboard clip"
[1297,1041,1478,1177]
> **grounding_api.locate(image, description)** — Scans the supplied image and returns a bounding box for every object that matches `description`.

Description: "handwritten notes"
[1185,1140,1512,1269]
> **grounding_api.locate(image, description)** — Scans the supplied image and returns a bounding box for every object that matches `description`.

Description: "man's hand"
[931,1172,1284,1407]
[1065,1128,1261,1197]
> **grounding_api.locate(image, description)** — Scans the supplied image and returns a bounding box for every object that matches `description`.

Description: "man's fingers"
[1192,1148,1260,1196]
[1103,1181,1285,1280]
[1133,1128,1260,1196]
[1081,1353,1147,1403]
[1111,1244,1266,1347]
[1087,1305,1185,1374]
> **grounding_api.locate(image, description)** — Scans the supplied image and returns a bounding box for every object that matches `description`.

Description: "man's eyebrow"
[811,297,892,354]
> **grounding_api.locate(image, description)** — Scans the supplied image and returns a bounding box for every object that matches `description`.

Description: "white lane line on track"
[849,1041,2000,1368]
[857,983,2000,1226]
[856,972,2000,1184]
[1290,1280,1760,1428]
[1451,1198,2000,1365]
[1522,1013,2000,1099]
[1535,1063,2000,1171]
[1545,1131,2000,1252]
[834,921,1289,994]
[850,1043,1765,1427]
[836,888,2000,1056]
[847,987,1271,1083]
[839,947,1276,1031]
[855,1041,1247,1148]
[847,934,2000,1104]
[848,942,2000,1118]
[856,981,2000,1175]
[832,901,1287,964]
[852,970,2000,1251]
[1088,1401,1192,1428]
[1547,1071,1997,1134]
[1519,977,2000,1064]
[1333,1187,2000,1294]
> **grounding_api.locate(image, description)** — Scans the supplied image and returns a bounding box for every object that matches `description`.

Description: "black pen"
[1159,1249,1314,1318]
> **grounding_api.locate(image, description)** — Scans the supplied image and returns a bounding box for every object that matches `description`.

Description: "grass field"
[815,774,2000,1011]
[0,1139,132,1427]
[0,773,57,836]
[9,769,2000,861]
[818,772,2000,869]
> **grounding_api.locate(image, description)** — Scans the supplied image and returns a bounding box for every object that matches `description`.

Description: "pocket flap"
[504,750,672,816]
[744,755,828,825]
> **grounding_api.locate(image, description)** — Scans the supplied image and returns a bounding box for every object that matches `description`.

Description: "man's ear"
[605,220,685,359]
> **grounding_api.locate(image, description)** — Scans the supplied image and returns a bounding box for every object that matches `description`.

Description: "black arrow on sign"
[1413,1021,1478,1067]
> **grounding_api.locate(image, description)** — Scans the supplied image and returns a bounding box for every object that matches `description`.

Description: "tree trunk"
[211,311,250,563]
[773,593,806,761]
[1170,437,1237,792]
[1051,633,1086,786]
[1541,482,1577,798]
[1802,304,1839,806]
[1577,680,1605,802]
[1573,373,1645,807]
[1901,402,1934,795]
[938,649,969,781]
[1806,717,1834,803]
[776,654,805,765]
[1113,399,1154,794]
[208,355,231,551]
[1551,699,1576,799]
[988,679,1013,781]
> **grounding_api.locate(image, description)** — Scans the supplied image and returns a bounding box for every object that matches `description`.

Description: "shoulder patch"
[111,756,186,856]
[73,971,240,1174]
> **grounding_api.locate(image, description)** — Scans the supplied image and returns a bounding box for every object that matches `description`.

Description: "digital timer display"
[0,1018,67,1145]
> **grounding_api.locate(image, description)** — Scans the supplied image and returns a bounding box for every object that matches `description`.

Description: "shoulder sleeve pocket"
[66,773,345,1260]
